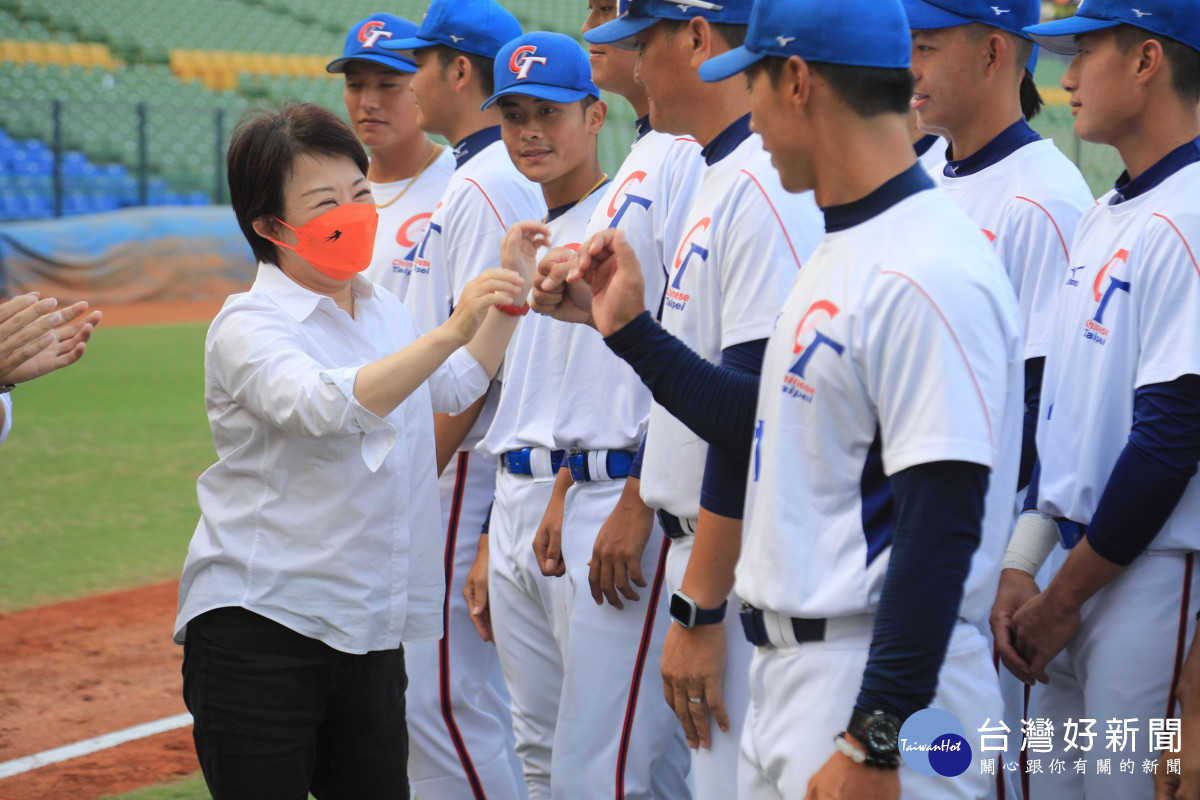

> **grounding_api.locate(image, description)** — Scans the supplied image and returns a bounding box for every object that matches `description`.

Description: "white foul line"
[0,712,193,780]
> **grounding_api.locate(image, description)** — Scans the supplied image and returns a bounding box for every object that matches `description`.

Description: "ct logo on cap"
[358,20,393,48]
[509,45,548,80]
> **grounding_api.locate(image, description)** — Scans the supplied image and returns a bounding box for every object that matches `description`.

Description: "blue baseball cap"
[583,0,754,51]
[380,0,523,59]
[327,14,420,74]
[901,0,1040,38]
[1024,0,1200,55]
[699,0,911,82]
[482,32,601,110]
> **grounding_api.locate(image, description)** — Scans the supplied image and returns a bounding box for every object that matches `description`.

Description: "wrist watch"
[844,708,902,769]
[669,590,727,628]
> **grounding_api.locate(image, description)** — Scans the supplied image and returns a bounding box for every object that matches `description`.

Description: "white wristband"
[1002,510,1060,576]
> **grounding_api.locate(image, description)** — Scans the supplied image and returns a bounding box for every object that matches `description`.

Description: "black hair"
[749,56,914,117]
[1113,24,1200,104]
[435,45,496,98]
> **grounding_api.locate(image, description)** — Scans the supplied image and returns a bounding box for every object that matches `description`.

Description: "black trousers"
[182,606,409,800]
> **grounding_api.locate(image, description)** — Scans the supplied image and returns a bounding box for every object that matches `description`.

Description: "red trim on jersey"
[1020,682,1030,799]
[988,643,1009,800]
[1167,553,1194,719]
[739,168,804,270]
[1153,213,1200,283]
[614,536,671,798]
[439,452,488,799]
[878,270,995,449]
[1015,196,1070,262]
[676,137,700,145]
[464,178,508,230]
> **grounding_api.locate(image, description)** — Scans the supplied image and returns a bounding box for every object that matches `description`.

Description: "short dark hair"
[435,45,496,98]
[226,102,369,267]
[749,56,913,117]
[1113,24,1200,104]
[962,24,1043,119]
[656,18,746,51]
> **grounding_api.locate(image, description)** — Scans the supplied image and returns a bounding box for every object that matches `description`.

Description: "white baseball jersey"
[405,129,544,448]
[365,146,456,301]
[737,180,1024,627]
[0,393,11,447]
[550,126,705,451]
[936,135,1093,359]
[1036,157,1200,553]
[640,120,823,518]
[478,187,606,456]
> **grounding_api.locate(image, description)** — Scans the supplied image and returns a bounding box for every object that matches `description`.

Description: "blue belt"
[1056,518,1088,549]
[739,603,827,646]
[657,509,697,540]
[501,448,566,476]
[566,449,636,483]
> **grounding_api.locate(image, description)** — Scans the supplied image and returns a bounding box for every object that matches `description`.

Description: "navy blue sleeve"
[1019,357,1044,491]
[1023,458,1041,512]
[855,461,988,719]
[604,311,760,456]
[1085,374,1200,566]
[629,435,647,480]
[699,340,767,519]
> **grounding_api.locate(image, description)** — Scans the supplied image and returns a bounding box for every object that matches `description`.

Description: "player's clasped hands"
[0,292,101,386]
[532,229,647,337]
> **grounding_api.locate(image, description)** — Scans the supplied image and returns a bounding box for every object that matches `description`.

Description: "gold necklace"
[543,173,609,223]
[374,144,445,209]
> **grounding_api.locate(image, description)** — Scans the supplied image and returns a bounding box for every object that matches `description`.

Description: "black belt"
[739,603,827,646]
[657,509,695,540]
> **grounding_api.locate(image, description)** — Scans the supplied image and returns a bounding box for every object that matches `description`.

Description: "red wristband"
[497,303,530,317]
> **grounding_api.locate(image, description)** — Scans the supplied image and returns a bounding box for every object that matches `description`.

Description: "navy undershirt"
[913,133,940,159]
[1111,136,1200,205]
[943,117,1040,178]
[856,462,988,719]
[452,126,502,169]
[1020,357,1044,490]
[634,115,653,142]
[700,114,752,166]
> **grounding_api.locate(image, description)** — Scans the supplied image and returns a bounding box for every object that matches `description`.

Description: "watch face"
[669,592,695,628]
[865,718,900,755]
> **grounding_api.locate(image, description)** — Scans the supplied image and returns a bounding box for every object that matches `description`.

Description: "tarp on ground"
[0,206,255,304]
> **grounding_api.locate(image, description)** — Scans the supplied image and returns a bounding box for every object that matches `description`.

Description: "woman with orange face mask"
[171,102,541,800]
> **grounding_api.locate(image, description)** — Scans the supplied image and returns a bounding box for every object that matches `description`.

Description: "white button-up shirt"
[174,264,488,654]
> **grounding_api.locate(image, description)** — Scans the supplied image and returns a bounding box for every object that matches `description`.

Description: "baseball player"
[377,3,544,798]
[328,13,455,303]
[475,31,694,799]
[993,3,1200,798]
[910,110,948,178]
[899,3,1096,794]
[558,0,1024,796]
[534,2,824,797]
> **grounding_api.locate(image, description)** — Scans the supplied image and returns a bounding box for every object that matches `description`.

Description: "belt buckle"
[567,451,590,483]
[657,509,686,539]
[1055,518,1086,549]
[504,448,532,476]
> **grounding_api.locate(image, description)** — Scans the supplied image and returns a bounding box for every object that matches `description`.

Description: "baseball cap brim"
[379,35,441,56]
[901,0,975,30]
[326,53,417,74]
[1023,15,1120,55]
[582,14,657,49]
[698,45,767,83]
[482,85,594,111]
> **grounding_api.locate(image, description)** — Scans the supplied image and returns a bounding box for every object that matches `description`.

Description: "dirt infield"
[0,580,199,800]
[0,302,222,800]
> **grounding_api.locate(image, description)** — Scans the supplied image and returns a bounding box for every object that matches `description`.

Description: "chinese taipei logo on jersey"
[606,171,651,230]
[783,300,844,403]
[666,218,709,312]
[412,203,443,275]
[392,212,433,275]
[1084,249,1130,346]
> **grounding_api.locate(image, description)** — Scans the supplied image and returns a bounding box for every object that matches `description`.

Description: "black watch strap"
[846,708,902,769]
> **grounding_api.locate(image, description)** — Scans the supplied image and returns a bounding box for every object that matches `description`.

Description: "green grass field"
[0,322,212,613]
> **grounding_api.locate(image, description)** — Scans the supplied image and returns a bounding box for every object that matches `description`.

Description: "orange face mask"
[266,202,379,281]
